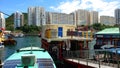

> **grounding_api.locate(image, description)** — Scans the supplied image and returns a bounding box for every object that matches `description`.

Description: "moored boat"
[19,33,24,37]
[0,42,4,48]
[38,32,41,37]
[41,24,94,68]
[0,30,5,48]
[3,46,56,68]
[12,33,24,38]
[2,36,17,46]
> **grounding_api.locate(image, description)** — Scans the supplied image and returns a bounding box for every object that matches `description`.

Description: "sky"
[0,0,120,17]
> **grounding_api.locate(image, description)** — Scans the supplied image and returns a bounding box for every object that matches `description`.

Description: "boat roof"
[3,47,56,68]
[96,28,120,35]
[6,47,50,60]
[19,47,44,51]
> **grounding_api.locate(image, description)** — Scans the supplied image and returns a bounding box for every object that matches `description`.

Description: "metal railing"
[62,49,120,68]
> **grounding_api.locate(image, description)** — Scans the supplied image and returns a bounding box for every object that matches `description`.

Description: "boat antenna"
[30,43,33,54]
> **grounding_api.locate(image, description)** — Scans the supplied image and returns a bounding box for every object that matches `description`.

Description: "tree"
[91,23,118,31]
[17,25,41,34]
[92,23,103,30]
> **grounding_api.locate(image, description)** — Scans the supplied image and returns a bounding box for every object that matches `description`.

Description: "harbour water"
[0,36,41,62]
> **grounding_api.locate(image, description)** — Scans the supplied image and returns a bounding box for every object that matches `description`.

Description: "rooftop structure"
[41,24,76,40]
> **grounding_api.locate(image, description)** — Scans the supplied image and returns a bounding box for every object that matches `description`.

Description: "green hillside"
[6,13,28,31]
[23,13,28,25]
[6,14,14,31]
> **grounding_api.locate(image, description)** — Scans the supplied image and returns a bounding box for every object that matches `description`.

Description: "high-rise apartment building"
[75,9,90,26]
[28,7,34,25]
[68,13,75,25]
[14,11,24,29]
[115,9,120,25]
[0,12,5,29]
[100,16,115,26]
[28,7,46,26]
[90,11,98,25]
[46,12,75,25]
[28,7,100,27]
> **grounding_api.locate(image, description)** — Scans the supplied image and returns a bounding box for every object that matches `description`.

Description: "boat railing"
[16,46,46,53]
[16,49,46,52]
[62,49,120,68]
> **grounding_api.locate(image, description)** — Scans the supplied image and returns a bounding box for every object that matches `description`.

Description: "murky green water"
[0,36,41,61]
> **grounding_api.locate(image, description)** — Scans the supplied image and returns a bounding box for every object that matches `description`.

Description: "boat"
[3,46,56,68]
[0,38,4,48]
[0,42,4,48]
[12,33,24,38]
[2,35,17,46]
[38,32,41,37]
[0,30,5,48]
[0,30,17,46]
[41,25,95,68]
[19,33,24,37]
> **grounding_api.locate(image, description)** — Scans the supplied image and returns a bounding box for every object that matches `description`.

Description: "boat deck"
[65,58,117,68]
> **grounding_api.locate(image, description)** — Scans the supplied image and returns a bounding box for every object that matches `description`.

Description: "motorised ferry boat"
[3,46,56,68]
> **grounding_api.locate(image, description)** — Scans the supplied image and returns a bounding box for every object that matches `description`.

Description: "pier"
[63,49,120,68]
[65,58,115,68]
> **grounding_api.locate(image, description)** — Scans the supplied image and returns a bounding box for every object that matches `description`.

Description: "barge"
[41,25,120,68]
[41,24,94,68]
